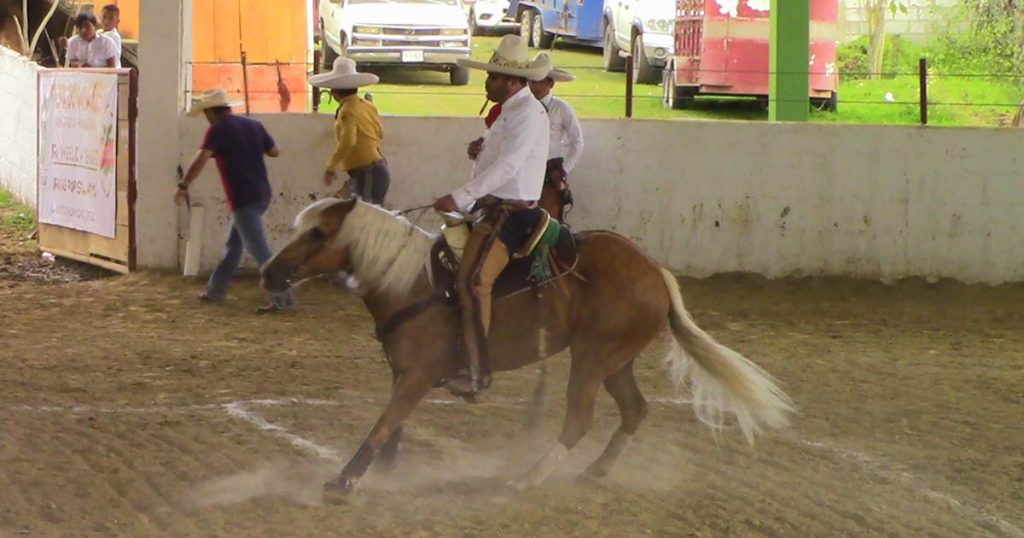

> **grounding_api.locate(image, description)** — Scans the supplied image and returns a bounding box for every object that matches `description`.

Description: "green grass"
[317,35,1022,126]
[0,189,36,239]
[815,73,1020,126]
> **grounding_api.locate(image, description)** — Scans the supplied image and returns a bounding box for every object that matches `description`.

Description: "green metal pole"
[769,0,810,122]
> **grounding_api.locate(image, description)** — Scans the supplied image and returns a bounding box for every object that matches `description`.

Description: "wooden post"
[625,53,634,118]
[312,48,322,112]
[241,50,251,115]
[919,58,928,125]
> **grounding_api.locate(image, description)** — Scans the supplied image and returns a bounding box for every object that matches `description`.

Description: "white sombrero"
[534,53,576,82]
[308,57,379,89]
[188,89,243,116]
[457,34,552,82]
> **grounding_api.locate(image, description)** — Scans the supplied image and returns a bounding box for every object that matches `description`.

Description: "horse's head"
[261,196,358,292]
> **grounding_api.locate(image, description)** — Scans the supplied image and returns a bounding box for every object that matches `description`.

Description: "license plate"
[401,50,424,63]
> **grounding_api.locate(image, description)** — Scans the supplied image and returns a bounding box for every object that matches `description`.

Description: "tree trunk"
[866,1,887,80]
[1012,95,1024,127]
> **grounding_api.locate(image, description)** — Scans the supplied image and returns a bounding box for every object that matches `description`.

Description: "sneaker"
[255,302,292,314]
[198,292,224,305]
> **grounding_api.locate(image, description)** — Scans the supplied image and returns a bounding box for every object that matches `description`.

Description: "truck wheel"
[664,66,693,110]
[321,25,339,72]
[469,10,483,36]
[602,23,626,72]
[531,11,554,48]
[632,34,658,84]
[451,65,470,86]
[521,11,535,46]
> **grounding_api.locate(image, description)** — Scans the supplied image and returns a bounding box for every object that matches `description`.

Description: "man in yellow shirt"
[309,57,390,204]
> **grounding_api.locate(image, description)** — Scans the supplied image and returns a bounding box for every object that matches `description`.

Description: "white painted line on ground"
[3,394,694,415]
[797,439,1024,538]
[9,394,1018,534]
[222,401,342,463]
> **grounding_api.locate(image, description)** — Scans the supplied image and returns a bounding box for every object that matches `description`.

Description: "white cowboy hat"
[534,54,576,82]
[308,57,379,89]
[547,69,576,83]
[457,34,552,82]
[188,88,243,116]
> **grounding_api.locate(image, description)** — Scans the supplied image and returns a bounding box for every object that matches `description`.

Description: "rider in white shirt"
[530,56,583,222]
[433,35,551,396]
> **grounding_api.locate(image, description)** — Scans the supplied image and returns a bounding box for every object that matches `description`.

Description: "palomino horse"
[261,197,794,494]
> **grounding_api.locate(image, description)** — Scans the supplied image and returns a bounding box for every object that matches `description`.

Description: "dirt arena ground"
[1,225,1023,536]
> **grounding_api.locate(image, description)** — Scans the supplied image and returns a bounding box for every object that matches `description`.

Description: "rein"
[374,291,449,342]
[397,204,433,215]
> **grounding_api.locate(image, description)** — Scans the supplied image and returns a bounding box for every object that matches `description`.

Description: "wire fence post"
[312,48,322,112]
[625,53,634,119]
[241,50,251,115]
[919,57,928,126]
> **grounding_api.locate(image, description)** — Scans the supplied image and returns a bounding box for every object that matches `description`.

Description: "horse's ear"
[321,197,358,233]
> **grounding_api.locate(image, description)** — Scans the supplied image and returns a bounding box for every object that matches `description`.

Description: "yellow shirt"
[327,94,384,172]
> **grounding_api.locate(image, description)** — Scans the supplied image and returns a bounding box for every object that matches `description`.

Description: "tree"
[862,0,908,79]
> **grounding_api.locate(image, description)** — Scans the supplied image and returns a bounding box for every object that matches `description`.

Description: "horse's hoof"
[576,469,604,486]
[322,476,357,503]
[506,477,531,492]
[375,456,399,474]
[580,464,610,481]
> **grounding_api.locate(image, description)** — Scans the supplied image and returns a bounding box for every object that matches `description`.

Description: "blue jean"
[206,203,293,307]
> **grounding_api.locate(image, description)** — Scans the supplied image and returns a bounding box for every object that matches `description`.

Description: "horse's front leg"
[376,372,404,471]
[376,425,402,471]
[324,368,436,496]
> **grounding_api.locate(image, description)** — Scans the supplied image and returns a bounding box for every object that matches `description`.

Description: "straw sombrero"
[534,53,576,82]
[188,89,243,116]
[308,57,379,89]
[457,34,552,82]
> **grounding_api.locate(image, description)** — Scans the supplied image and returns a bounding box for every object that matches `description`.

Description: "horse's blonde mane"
[296,199,434,296]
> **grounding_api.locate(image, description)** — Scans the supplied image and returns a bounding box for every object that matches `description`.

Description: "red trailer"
[662,0,839,111]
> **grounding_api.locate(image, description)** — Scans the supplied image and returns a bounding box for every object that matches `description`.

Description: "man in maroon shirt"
[175,89,294,313]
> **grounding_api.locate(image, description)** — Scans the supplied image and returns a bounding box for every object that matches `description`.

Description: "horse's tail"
[659,268,795,444]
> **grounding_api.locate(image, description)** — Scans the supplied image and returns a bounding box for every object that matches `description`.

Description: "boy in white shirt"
[65,13,119,68]
[100,4,123,68]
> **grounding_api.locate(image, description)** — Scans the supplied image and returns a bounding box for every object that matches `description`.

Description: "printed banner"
[38,71,118,238]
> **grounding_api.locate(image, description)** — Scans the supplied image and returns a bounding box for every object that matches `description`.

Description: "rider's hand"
[433,195,459,213]
[173,188,189,206]
[549,167,567,185]
[467,138,484,160]
[323,170,337,186]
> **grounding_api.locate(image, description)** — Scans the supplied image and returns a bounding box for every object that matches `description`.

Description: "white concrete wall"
[0,46,39,206]
[136,0,189,269]
[178,114,1024,285]
[841,0,958,43]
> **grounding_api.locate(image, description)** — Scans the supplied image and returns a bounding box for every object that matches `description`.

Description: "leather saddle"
[430,214,579,302]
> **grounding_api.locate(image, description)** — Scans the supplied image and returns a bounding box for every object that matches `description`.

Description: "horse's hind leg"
[583,360,648,479]
[509,349,606,490]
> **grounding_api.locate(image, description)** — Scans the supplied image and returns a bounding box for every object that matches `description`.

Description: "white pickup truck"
[602,0,676,84]
[318,0,473,86]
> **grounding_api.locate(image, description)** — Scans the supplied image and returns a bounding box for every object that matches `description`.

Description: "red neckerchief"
[484,103,502,128]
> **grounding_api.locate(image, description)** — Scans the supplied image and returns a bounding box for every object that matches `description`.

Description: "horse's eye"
[309,228,326,241]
